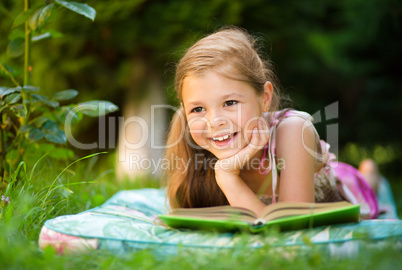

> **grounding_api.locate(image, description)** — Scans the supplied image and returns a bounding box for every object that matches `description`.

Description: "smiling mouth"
[211,132,238,142]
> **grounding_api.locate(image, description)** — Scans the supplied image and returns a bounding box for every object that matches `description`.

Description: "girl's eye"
[224,100,238,107]
[192,107,205,113]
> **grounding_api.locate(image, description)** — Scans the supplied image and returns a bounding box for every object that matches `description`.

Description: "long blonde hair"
[165,27,283,209]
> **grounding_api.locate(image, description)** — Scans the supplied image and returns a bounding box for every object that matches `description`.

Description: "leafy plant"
[0,1,118,191]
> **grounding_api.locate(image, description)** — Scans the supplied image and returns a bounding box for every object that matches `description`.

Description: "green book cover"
[159,201,360,233]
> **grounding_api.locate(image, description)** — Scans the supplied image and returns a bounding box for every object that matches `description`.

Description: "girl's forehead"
[179,63,247,95]
[182,71,255,98]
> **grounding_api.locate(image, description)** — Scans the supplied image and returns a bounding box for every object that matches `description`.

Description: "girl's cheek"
[188,120,209,147]
[188,119,207,134]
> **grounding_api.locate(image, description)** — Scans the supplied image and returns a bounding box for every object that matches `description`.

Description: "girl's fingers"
[216,117,271,174]
[239,118,269,162]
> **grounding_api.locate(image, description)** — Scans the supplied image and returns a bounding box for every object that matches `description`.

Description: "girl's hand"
[214,117,270,176]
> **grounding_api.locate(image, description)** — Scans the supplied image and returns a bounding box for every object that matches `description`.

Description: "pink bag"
[332,162,379,219]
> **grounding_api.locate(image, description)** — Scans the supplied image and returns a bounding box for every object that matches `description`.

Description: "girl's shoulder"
[274,109,334,167]
[270,109,314,124]
[267,109,327,163]
[263,109,316,133]
[273,109,318,145]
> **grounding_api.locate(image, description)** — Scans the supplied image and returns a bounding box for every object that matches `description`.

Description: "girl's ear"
[262,81,273,112]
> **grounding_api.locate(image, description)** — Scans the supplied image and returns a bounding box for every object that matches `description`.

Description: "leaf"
[57,106,81,125]
[76,100,118,117]
[53,89,78,101]
[0,87,9,98]
[45,129,67,144]
[23,85,40,92]
[10,104,27,117]
[19,124,34,133]
[29,4,54,31]
[31,93,47,101]
[13,9,34,28]
[29,128,46,142]
[7,38,25,58]
[43,99,59,108]
[55,0,96,21]
[8,29,25,40]
[31,30,63,42]
[34,116,50,127]
[31,93,59,107]
[32,32,52,42]
[0,104,6,114]
[1,87,22,98]
[42,120,59,132]
[5,93,21,104]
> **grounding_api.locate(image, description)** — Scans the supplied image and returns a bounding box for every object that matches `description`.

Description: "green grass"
[0,154,401,269]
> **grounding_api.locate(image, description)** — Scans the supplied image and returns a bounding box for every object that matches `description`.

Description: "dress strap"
[258,109,324,204]
[258,109,290,203]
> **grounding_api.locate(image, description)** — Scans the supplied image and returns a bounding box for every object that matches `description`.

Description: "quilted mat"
[39,179,401,256]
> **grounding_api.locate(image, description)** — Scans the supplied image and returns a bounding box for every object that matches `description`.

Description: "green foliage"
[55,0,96,21]
[15,0,399,148]
[0,1,117,193]
[6,1,95,59]
[0,2,400,268]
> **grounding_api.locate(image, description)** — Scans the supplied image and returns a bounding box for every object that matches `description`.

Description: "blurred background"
[1,0,401,186]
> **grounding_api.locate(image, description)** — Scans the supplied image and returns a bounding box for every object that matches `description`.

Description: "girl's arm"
[215,171,267,215]
[214,116,317,214]
[214,118,269,216]
[275,116,316,203]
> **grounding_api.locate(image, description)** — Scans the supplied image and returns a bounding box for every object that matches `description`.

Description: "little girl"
[164,27,379,219]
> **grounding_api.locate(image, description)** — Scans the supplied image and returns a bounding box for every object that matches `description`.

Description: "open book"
[159,201,360,233]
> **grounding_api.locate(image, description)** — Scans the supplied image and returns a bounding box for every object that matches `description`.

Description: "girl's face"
[182,70,272,160]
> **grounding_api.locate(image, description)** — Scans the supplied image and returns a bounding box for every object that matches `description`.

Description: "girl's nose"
[211,116,227,128]
[208,109,230,128]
